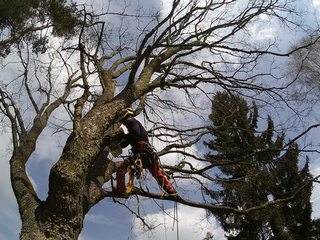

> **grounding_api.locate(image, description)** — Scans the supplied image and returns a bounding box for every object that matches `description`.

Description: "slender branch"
[0,25,50,47]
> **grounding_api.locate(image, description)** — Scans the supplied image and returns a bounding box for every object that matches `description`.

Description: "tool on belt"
[125,158,143,194]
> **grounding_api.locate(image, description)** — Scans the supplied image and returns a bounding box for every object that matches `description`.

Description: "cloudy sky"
[1,0,320,240]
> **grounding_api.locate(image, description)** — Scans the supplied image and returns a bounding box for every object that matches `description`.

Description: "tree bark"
[16,92,132,239]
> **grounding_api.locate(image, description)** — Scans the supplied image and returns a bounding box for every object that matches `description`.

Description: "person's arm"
[119,134,130,148]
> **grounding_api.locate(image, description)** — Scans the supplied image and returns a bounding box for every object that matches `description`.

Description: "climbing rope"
[125,157,143,194]
[173,202,179,240]
[125,165,135,194]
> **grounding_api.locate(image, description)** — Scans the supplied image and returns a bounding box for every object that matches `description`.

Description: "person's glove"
[124,156,134,165]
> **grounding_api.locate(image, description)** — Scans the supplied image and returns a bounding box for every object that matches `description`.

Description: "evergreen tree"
[205,91,314,240]
[0,0,79,56]
[310,219,320,239]
[271,151,313,240]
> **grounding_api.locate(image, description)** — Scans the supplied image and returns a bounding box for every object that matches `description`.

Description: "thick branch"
[102,174,319,215]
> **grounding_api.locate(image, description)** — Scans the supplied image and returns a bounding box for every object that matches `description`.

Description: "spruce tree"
[205,91,314,240]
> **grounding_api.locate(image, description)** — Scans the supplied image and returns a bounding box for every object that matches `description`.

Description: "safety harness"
[125,158,143,193]
[122,141,174,194]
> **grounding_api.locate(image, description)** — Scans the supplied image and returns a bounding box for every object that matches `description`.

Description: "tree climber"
[116,107,177,195]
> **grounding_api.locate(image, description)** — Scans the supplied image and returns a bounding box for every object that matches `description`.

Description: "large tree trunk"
[17,151,117,240]
[20,206,82,240]
[14,99,127,239]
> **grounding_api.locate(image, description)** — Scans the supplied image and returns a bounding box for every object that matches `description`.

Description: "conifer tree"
[310,219,320,239]
[0,0,79,56]
[205,91,314,240]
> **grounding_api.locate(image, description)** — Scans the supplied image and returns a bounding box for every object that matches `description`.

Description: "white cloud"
[84,214,117,226]
[313,0,320,7]
[249,24,277,41]
[248,13,278,42]
[32,129,66,163]
[26,172,38,193]
[133,204,226,240]
[78,234,89,240]
[78,235,85,240]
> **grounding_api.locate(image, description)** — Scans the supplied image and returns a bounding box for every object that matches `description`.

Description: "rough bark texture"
[14,80,145,239]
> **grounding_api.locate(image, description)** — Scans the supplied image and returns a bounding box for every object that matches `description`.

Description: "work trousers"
[116,158,175,194]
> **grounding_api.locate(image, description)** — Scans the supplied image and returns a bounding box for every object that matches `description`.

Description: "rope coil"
[125,158,143,193]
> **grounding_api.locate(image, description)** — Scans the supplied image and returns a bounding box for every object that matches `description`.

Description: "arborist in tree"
[115,107,177,195]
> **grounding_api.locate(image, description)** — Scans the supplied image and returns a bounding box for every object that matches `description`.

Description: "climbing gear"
[136,141,147,153]
[125,165,135,194]
[136,141,156,167]
[118,107,134,121]
[125,158,143,193]
[116,145,176,195]
[117,156,144,194]
[133,158,143,179]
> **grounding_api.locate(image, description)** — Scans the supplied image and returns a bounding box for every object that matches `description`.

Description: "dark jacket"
[120,117,149,154]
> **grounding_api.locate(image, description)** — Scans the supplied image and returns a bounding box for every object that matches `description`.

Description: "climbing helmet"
[119,107,134,121]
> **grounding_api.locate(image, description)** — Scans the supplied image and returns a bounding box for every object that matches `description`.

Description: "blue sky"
[1,0,320,239]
